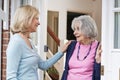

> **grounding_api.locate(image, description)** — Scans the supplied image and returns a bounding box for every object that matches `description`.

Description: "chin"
[31,30,36,33]
[76,39,80,42]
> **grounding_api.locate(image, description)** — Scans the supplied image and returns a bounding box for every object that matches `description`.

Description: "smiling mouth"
[76,36,80,38]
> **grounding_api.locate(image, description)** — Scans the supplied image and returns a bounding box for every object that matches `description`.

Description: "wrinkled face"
[29,16,40,32]
[73,22,88,43]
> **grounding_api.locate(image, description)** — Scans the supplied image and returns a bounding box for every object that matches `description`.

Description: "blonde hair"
[71,15,98,39]
[10,5,39,34]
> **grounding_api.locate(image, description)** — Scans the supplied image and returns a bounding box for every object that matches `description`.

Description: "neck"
[19,32,30,39]
[80,39,94,45]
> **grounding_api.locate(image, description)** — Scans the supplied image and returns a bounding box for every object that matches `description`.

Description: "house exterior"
[0,0,120,80]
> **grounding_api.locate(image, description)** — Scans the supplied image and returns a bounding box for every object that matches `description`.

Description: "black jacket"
[61,41,101,80]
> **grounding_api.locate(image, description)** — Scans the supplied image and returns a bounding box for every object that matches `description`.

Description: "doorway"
[67,12,86,40]
[47,11,59,54]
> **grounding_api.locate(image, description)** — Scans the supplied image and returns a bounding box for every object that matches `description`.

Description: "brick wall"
[1,0,11,79]
[1,30,10,80]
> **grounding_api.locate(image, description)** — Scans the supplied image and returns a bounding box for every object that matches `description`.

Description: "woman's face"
[29,16,40,32]
[73,22,87,43]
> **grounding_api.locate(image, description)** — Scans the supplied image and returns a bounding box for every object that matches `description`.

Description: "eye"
[36,17,39,20]
[77,26,79,31]
[73,27,75,31]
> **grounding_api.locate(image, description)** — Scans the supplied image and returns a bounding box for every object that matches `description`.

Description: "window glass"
[115,0,120,7]
[114,12,120,48]
[20,0,32,5]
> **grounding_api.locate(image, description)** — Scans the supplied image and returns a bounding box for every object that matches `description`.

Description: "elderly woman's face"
[73,22,88,43]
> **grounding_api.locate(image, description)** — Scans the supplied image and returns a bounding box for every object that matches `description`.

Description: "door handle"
[101,65,104,75]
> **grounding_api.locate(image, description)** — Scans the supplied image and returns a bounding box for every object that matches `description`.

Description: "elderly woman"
[6,5,71,80]
[61,15,102,80]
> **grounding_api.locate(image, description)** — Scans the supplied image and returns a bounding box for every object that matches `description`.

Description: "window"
[115,0,120,7]
[20,0,32,5]
[114,0,120,49]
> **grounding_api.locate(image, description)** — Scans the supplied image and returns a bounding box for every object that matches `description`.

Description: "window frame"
[112,0,120,49]
[109,0,120,51]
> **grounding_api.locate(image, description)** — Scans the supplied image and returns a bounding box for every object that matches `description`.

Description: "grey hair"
[71,15,98,38]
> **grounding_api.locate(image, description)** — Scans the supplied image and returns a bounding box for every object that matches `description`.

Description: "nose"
[73,30,77,35]
[37,21,40,25]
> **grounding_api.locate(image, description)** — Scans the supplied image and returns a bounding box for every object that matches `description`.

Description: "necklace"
[77,42,92,61]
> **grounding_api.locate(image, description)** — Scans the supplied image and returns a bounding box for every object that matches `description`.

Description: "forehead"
[74,21,81,28]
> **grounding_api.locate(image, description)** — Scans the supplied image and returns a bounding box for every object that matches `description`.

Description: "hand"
[95,43,102,63]
[60,40,71,53]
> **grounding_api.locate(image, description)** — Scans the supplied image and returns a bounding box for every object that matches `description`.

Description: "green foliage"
[47,66,59,80]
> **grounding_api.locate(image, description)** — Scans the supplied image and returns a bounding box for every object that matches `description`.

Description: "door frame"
[102,0,120,80]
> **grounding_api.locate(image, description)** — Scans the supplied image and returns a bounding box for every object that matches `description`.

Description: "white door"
[102,0,120,80]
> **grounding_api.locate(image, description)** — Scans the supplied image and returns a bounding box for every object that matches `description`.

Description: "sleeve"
[93,62,101,80]
[38,52,64,70]
[92,41,101,80]
[6,39,22,80]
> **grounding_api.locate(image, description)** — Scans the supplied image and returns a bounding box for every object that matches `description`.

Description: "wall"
[92,0,102,41]
[1,30,10,80]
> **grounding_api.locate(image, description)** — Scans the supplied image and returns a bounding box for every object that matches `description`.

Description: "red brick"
[2,32,10,38]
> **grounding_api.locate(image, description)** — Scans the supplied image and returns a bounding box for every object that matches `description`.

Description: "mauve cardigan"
[61,41,101,80]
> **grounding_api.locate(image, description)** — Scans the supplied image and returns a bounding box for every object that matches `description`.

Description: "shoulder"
[6,34,23,56]
[67,40,77,51]
[70,40,77,45]
[91,40,100,48]
[7,34,25,50]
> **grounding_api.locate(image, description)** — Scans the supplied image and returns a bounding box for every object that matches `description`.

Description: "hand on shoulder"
[60,40,72,53]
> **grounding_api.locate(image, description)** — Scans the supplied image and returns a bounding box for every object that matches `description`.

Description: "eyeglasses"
[77,43,92,61]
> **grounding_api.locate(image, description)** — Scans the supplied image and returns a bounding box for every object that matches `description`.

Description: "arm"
[38,41,71,70]
[6,39,22,80]
[38,52,63,70]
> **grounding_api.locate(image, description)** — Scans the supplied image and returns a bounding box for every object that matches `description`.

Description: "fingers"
[95,43,102,63]
[65,41,71,46]
[96,43,102,58]
[98,43,102,52]
[98,43,101,50]
[60,40,72,53]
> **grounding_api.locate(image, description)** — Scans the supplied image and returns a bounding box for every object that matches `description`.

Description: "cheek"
[29,25,36,32]
[32,26,37,30]
[78,35,85,41]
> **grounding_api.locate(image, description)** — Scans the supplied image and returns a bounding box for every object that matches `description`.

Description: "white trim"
[0,8,7,21]
[37,0,47,80]
[101,0,112,80]
[112,8,120,12]
[3,0,9,30]
[111,49,120,53]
